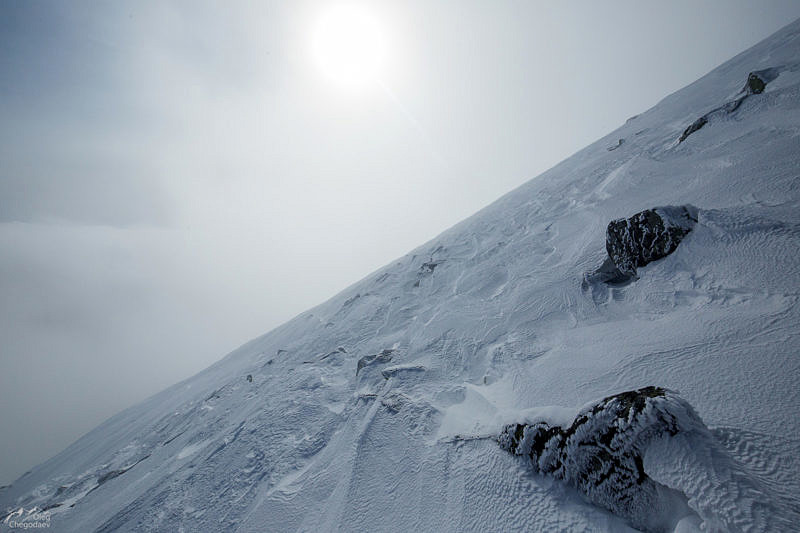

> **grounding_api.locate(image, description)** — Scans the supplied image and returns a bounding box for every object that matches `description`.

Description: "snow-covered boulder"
[605,205,698,277]
[498,387,697,532]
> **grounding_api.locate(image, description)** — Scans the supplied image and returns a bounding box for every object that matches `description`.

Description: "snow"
[2,17,800,533]
[176,439,212,460]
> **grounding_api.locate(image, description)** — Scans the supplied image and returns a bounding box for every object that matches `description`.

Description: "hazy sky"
[2,1,800,485]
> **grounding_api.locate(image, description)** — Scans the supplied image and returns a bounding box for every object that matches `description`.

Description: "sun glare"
[311,5,387,89]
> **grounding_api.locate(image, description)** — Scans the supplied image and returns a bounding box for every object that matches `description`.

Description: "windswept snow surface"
[4,19,800,533]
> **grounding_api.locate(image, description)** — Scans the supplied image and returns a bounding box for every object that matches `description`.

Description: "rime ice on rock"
[498,386,792,532]
[498,387,699,532]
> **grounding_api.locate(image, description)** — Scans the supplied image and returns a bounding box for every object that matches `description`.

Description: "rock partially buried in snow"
[497,387,793,532]
[678,68,779,142]
[498,387,698,532]
[605,205,698,277]
[746,72,766,94]
[356,349,395,375]
[498,386,790,532]
[678,116,708,143]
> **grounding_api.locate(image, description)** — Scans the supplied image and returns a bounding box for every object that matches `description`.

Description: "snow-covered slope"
[4,19,800,533]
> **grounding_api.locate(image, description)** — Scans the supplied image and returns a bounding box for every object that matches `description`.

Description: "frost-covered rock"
[605,205,698,277]
[498,386,791,532]
[498,387,699,532]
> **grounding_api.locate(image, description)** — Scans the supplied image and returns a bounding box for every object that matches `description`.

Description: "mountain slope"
[3,19,800,533]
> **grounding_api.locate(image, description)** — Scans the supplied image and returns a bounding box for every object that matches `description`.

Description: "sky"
[2,0,800,486]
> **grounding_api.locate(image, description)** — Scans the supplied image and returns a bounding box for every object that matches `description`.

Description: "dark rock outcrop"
[679,69,777,143]
[319,347,347,361]
[605,205,698,277]
[498,387,698,532]
[678,116,708,143]
[420,261,442,274]
[746,72,766,94]
[97,469,127,486]
[356,349,396,375]
[741,68,782,96]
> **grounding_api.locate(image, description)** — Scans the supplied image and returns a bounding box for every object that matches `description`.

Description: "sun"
[310,5,387,89]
